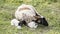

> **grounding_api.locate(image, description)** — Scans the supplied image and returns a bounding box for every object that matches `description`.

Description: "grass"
[0,0,60,34]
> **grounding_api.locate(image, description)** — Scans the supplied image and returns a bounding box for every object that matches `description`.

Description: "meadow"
[0,0,60,34]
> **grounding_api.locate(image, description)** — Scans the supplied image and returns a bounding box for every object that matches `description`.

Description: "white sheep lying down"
[11,4,48,29]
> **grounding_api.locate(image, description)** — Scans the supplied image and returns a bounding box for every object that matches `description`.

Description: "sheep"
[14,4,48,29]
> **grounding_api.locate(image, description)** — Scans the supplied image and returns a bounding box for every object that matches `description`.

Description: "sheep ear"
[33,16,41,19]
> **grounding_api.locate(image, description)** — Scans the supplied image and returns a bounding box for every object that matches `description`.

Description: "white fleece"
[28,21,38,28]
[11,19,22,29]
[15,4,37,23]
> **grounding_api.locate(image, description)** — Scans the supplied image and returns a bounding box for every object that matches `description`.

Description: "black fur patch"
[40,18,48,26]
[33,17,48,26]
[18,20,27,26]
